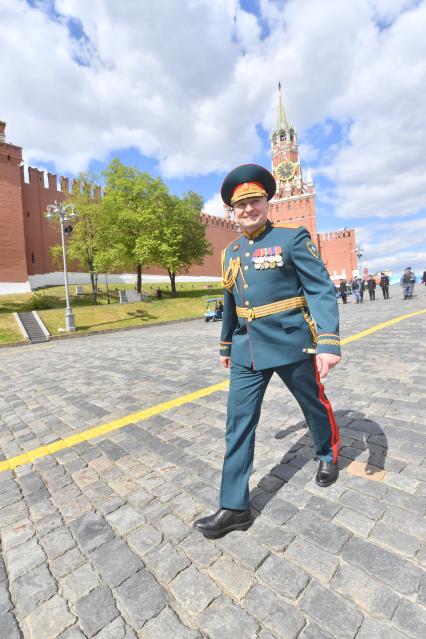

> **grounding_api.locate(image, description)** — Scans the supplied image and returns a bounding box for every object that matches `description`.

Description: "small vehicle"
[204,298,224,322]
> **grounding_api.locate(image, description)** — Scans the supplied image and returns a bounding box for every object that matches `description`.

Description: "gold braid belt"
[236,296,318,344]
[236,296,307,321]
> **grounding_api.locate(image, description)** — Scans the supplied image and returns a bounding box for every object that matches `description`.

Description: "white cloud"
[203,192,226,217]
[1,0,425,251]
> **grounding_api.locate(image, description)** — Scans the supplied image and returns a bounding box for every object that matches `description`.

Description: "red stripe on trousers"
[313,356,340,463]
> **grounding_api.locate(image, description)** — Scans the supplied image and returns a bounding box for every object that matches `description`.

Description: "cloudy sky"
[1,0,425,274]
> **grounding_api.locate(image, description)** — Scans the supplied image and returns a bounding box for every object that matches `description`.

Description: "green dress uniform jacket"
[219,221,341,370]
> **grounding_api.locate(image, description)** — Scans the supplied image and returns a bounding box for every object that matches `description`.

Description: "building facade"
[0,90,356,294]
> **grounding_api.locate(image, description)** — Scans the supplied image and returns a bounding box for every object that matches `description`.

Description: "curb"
[0,315,204,349]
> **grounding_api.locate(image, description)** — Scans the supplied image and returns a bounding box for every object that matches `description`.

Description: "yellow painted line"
[0,308,424,473]
[0,380,229,473]
[340,309,426,345]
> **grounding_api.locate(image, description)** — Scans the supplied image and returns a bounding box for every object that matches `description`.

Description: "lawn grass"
[0,314,25,344]
[0,281,223,342]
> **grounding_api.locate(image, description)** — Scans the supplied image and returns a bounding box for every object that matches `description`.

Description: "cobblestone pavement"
[0,288,425,638]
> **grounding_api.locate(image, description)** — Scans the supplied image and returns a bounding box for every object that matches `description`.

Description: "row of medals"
[252,254,284,270]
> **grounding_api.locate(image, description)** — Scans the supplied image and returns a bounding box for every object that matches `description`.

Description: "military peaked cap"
[221,164,276,207]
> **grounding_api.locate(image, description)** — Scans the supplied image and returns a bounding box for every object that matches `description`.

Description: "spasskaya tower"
[268,83,317,238]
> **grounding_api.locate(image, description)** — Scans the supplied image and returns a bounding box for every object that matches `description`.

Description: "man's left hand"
[316,353,341,379]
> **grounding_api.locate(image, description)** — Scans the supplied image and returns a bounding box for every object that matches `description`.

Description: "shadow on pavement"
[248,409,388,518]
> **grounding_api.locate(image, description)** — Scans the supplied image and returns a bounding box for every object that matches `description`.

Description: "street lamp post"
[356,245,363,279]
[45,201,77,332]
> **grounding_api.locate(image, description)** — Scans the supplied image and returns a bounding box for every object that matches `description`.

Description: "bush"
[24,293,54,311]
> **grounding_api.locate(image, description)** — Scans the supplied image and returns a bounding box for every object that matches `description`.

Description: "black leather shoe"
[193,508,254,539]
[316,461,339,487]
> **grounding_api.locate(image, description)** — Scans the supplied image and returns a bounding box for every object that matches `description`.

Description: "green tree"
[135,191,212,297]
[50,175,114,305]
[102,158,169,293]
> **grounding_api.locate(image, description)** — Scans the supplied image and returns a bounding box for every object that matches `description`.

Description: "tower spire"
[276,82,290,132]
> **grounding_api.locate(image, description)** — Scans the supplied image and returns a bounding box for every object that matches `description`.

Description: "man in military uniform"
[194,164,341,539]
[379,272,390,299]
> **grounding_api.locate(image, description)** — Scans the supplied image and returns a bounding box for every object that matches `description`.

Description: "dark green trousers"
[219,358,340,510]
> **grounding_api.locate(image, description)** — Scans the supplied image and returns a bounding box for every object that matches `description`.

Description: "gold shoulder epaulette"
[223,234,243,252]
[272,222,301,229]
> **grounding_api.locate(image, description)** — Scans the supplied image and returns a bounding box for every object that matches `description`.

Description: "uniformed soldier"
[194,164,341,539]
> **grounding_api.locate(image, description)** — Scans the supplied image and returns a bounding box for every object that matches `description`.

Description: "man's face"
[233,195,269,233]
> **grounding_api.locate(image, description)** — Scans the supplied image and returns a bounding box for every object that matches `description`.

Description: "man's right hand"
[220,356,231,368]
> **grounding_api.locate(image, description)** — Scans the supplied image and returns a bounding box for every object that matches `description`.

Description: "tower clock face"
[276,161,295,181]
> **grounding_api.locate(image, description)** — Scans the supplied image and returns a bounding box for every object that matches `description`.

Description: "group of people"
[336,267,423,304]
[336,273,390,304]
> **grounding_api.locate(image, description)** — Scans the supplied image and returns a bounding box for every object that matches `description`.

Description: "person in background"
[156,288,163,301]
[400,267,416,299]
[379,272,390,299]
[351,277,362,304]
[367,275,376,301]
[338,280,348,304]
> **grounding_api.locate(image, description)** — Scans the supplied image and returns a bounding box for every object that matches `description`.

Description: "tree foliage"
[49,174,118,304]
[134,190,212,297]
[102,158,169,293]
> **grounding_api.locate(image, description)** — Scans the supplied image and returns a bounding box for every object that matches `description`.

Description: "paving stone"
[1,517,34,550]
[370,522,422,558]
[50,546,85,579]
[127,523,163,555]
[339,489,385,520]
[304,495,341,519]
[69,511,114,553]
[256,552,309,599]
[105,504,145,535]
[60,563,100,602]
[216,531,269,571]
[198,594,258,639]
[170,565,220,616]
[91,537,142,587]
[331,564,399,619]
[0,580,12,614]
[333,506,375,536]
[140,500,170,522]
[244,584,305,639]
[57,627,87,639]
[115,569,167,630]
[75,584,119,637]
[385,486,426,513]
[12,563,57,616]
[144,541,190,585]
[299,580,363,639]
[93,617,137,639]
[0,611,22,639]
[156,513,191,544]
[261,497,298,525]
[394,597,426,638]
[169,493,205,522]
[248,518,295,551]
[342,537,422,595]
[208,555,255,600]
[178,531,222,567]
[382,505,426,540]
[34,512,63,537]
[142,606,199,639]
[356,618,410,639]
[300,623,333,639]
[5,538,46,580]
[24,594,75,639]
[286,510,349,554]
[41,525,76,559]
[285,537,339,583]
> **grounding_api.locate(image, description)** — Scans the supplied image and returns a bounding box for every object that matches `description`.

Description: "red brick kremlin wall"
[0,123,28,284]
[0,121,354,290]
